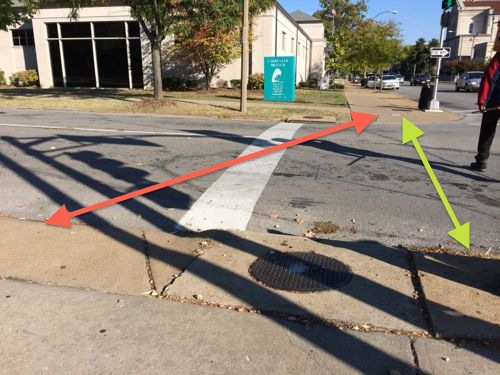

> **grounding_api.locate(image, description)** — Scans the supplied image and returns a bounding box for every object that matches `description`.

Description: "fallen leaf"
[304,230,316,238]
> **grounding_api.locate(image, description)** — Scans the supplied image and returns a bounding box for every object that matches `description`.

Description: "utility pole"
[240,0,249,113]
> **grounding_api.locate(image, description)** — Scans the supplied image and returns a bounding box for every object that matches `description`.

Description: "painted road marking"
[177,122,304,231]
[0,123,259,138]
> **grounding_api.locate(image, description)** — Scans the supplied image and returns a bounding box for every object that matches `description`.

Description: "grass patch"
[0,86,348,121]
[165,88,347,106]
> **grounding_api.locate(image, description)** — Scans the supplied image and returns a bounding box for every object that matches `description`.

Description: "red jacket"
[478,52,500,108]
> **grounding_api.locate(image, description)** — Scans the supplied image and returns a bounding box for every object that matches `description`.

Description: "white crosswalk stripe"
[177,122,303,231]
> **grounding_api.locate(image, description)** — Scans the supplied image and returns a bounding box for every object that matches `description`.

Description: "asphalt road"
[397,82,478,113]
[0,108,498,252]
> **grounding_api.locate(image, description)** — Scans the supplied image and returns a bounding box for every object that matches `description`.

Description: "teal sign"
[264,56,295,102]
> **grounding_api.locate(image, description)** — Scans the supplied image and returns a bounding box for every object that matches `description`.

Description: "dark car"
[411,73,431,86]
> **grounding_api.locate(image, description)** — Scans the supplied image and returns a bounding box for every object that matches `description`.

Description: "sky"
[279,0,443,45]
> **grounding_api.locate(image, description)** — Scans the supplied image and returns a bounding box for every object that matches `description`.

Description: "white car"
[375,75,400,90]
[394,74,405,85]
[455,71,482,92]
[366,76,377,88]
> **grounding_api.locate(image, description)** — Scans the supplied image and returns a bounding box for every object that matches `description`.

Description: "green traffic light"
[442,0,456,10]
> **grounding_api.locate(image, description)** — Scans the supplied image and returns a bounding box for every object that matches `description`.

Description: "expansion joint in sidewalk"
[409,338,422,375]
[404,246,436,337]
[141,230,157,294]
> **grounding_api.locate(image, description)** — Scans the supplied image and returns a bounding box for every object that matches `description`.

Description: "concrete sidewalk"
[1,216,499,373]
[343,83,462,124]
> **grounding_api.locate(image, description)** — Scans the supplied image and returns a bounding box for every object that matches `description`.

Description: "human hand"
[479,105,487,113]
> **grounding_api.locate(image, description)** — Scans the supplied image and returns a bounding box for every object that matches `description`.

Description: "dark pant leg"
[475,110,499,163]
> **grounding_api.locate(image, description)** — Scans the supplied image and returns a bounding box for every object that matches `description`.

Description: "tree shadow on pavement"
[299,139,500,183]
[1,135,190,231]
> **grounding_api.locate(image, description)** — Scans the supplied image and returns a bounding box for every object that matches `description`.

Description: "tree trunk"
[151,39,163,100]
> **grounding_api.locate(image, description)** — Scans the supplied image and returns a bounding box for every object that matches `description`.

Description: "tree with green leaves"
[404,37,440,74]
[314,0,368,74]
[169,22,240,90]
[169,0,272,90]
[344,19,403,74]
[0,0,39,31]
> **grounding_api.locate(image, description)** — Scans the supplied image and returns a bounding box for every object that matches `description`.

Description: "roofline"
[289,10,323,24]
[274,1,318,43]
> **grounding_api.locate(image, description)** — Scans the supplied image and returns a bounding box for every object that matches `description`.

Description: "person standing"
[472,25,500,172]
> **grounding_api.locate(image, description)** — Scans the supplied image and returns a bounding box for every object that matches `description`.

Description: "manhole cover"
[249,252,352,292]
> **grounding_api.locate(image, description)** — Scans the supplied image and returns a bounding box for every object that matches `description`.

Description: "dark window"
[48,41,64,87]
[60,22,91,38]
[63,40,96,87]
[47,23,58,38]
[95,39,128,87]
[94,22,125,38]
[127,22,140,38]
[12,29,34,46]
[129,39,143,88]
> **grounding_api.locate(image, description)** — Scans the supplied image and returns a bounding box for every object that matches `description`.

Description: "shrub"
[332,83,344,89]
[0,69,6,85]
[163,76,184,91]
[248,73,264,90]
[10,69,39,87]
[163,76,199,91]
[184,79,199,90]
[307,79,318,88]
[230,79,241,88]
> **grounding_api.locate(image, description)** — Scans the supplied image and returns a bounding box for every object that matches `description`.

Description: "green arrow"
[402,118,470,249]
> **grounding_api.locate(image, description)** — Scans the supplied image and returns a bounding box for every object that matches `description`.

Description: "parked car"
[361,74,375,87]
[411,73,431,86]
[375,75,400,90]
[366,76,377,89]
[455,71,483,92]
[394,74,405,85]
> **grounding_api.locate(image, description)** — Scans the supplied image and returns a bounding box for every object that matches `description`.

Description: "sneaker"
[470,162,486,172]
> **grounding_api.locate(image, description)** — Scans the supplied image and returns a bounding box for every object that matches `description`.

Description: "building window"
[12,29,34,46]
[46,21,143,89]
[468,22,474,34]
[282,31,286,50]
[291,37,295,53]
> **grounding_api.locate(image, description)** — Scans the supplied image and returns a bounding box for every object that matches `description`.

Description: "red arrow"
[46,112,376,228]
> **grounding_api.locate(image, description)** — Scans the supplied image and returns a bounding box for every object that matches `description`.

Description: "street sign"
[430,47,451,58]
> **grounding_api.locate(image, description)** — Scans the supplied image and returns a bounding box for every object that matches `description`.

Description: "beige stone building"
[0,1,325,89]
[444,0,500,61]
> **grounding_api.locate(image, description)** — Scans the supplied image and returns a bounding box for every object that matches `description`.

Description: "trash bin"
[418,83,433,111]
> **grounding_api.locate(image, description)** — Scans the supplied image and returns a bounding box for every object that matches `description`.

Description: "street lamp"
[373,10,398,20]
[372,10,398,91]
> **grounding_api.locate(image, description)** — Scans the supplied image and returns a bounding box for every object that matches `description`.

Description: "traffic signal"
[442,0,456,9]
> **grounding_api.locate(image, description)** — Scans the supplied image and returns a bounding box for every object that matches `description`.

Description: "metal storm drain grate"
[249,252,352,292]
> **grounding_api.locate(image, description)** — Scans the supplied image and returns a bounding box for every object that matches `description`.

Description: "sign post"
[264,56,296,102]
[428,11,448,111]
